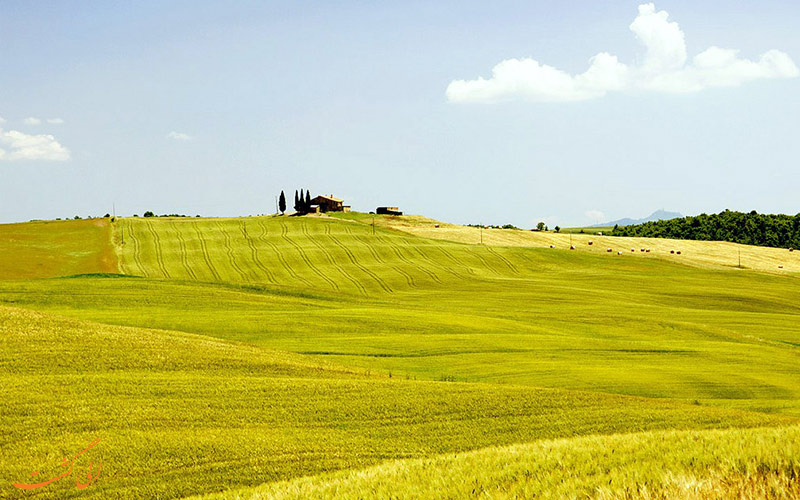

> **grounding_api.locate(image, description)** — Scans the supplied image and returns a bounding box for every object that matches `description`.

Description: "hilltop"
[591,209,683,227]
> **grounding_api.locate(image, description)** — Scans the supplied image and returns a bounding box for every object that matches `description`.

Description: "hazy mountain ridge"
[593,210,683,227]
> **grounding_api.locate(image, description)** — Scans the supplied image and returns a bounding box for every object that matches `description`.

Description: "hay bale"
[670,250,675,254]
[646,249,651,253]
[631,248,635,252]
[607,248,613,252]
[617,251,623,255]
[570,245,576,250]
[588,241,593,245]
[676,251,682,255]
[778,265,784,269]
[549,245,555,248]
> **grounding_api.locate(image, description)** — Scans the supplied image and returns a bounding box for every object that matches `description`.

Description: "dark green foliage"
[612,210,800,249]
[305,190,311,209]
[143,211,155,218]
[537,222,546,231]
[294,190,300,212]
[279,191,286,214]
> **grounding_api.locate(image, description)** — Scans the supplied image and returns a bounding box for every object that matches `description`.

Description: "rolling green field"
[2,213,799,498]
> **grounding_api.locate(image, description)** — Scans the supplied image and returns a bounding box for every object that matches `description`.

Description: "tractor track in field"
[485,245,519,274]
[303,221,369,295]
[216,221,249,282]
[378,235,442,286]
[257,220,314,288]
[472,249,505,277]
[436,246,478,276]
[128,222,146,276]
[280,219,339,291]
[240,221,276,284]
[193,223,222,281]
[145,221,171,278]
[171,222,198,280]
[325,226,394,294]
[343,226,416,288]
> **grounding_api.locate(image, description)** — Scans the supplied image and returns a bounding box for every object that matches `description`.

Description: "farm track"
[484,245,519,274]
[240,221,276,284]
[128,222,146,276]
[345,227,416,288]
[436,245,478,276]
[216,221,249,282]
[257,220,314,288]
[380,236,443,285]
[472,249,505,277]
[193,223,222,281]
[279,219,340,291]
[325,227,394,294]
[303,221,367,295]
[146,221,172,278]
[172,222,198,280]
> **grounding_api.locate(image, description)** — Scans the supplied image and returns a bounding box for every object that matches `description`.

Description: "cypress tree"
[305,190,311,210]
[294,190,299,212]
[279,190,286,214]
[299,189,305,213]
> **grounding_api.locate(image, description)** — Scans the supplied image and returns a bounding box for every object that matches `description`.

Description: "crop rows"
[116,217,529,293]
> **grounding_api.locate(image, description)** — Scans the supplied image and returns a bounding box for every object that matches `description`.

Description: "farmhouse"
[310,195,351,213]
[376,206,403,216]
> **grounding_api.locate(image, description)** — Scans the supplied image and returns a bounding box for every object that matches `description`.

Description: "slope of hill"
[4,306,786,499]
[192,425,800,500]
[2,214,800,498]
[0,218,116,279]
[370,214,799,275]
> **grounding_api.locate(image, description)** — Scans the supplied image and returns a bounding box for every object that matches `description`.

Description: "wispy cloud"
[46,118,64,124]
[167,131,193,141]
[0,129,70,161]
[585,210,606,223]
[446,3,799,103]
[23,117,42,125]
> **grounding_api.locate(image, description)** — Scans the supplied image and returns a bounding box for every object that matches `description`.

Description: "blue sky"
[1,1,798,227]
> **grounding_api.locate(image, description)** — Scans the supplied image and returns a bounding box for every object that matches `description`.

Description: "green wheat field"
[1,214,799,499]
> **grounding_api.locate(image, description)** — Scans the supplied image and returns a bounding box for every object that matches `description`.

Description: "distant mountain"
[592,209,683,227]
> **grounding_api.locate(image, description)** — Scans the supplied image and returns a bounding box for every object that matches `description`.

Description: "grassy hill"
[0,218,116,279]
[4,306,786,499]
[1,213,799,498]
[193,425,800,500]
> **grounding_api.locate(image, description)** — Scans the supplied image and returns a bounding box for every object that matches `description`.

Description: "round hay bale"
[588,241,593,245]
[646,249,651,253]
[790,248,795,252]
[778,265,784,269]
[607,248,613,252]
[631,248,635,252]
[570,245,576,250]
[617,251,622,255]
[676,251,682,255]
[549,245,555,248]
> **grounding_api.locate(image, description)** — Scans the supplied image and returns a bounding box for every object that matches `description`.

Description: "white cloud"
[446,3,799,103]
[0,129,70,161]
[23,117,41,125]
[46,118,64,124]
[167,131,193,141]
[585,210,606,223]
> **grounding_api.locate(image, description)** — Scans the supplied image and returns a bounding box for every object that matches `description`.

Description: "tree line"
[611,210,800,249]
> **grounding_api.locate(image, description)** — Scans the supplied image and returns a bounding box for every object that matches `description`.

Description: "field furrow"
[172,222,199,280]
[239,220,276,283]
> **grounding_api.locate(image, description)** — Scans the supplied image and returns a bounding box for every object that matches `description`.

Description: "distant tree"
[299,189,305,212]
[104,213,110,218]
[554,226,561,233]
[537,222,546,231]
[143,211,155,218]
[74,215,81,220]
[279,190,286,214]
[294,190,300,212]
[305,190,311,210]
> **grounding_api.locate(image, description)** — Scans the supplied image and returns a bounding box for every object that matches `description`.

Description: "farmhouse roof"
[313,194,343,202]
